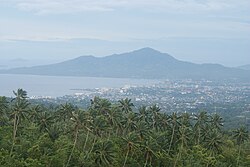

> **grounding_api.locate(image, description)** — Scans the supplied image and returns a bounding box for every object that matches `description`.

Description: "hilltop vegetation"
[0,89,250,166]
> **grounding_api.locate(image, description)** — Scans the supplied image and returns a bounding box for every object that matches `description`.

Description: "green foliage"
[0,90,249,166]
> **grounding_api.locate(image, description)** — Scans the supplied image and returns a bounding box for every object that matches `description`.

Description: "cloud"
[1,0,249,42]
[4,0,123,14]
[3,0,250,14]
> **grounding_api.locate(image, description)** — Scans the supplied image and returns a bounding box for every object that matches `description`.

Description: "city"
[30,79,250,129]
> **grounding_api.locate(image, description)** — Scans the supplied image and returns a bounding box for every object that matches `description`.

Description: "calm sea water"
[0,74,158,97]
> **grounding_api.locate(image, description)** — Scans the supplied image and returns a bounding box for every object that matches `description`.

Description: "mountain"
[238,64,250,71]
[0,47,249,81]
[10,58,28,62]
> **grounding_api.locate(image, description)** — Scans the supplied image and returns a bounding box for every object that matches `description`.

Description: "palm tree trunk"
[66,129,78,167]
[86,136,97,159]
[175,152,180,167]
[168,125,175,154]
[108,131,111,140]
[198,127,200,145]
[237,144,241,166]
[152,119,155,130]
[123,149,129,167]
[83,130,90,151]
[144,152,149,167]
[174,141,184,167]
[90,136,96,153]
[174,148,181,167]
[10,114,18,155]
[116,127,119,136]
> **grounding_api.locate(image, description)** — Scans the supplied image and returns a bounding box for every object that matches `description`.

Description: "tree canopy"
[0,90,249,166]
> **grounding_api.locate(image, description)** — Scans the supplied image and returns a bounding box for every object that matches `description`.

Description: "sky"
[0,0,250,68]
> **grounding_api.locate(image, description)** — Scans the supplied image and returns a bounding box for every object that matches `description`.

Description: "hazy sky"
[0,0,250,67]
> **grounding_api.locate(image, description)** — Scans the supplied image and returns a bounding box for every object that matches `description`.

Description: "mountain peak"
[124,47,175,62]
[77,55,95,59]
[133,47,161,54]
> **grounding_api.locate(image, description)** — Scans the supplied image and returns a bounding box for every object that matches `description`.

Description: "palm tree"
[168,112,180,154]
[28,105,43,123]
[91,97,111,115]
[12,88,28,100]
[86,115,109,158]
[155,132,170,154]
[233,126,249,145]
[93,140,116,166]
[92,115,109,138]
[121,132,139,167]
[118,98,134,114]
[122,112,137,134]
[66,109,84,167]
[233,126,249,166]
[47,123,62,141]
[58,103,75,122]
[81,111,93,151]
[138,106,148,123]
[57,103,75,133]
[105,106,122,135]
[174,124,191,166]
[193,111,209,145]
[204,130,223,156]
[159,113,170,132]
[36,111,54,132]
[135,121,150,141]
[140,137,159,167]
[210,113,223,131]
[10,89,29,155]
[180,112,191,127]
[148,104,161,130]
[173,113,192,166]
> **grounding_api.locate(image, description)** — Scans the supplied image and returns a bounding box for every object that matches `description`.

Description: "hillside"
[1,47,249,80]
[238,64,250,71]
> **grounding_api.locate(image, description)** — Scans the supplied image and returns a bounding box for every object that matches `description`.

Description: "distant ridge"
[238,64,250,71]
[0,47,249,81]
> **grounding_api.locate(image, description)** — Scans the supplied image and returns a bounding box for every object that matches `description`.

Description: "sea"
[0,74,159,97]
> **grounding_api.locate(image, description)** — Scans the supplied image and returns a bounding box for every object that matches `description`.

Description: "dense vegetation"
[0,89,249,167]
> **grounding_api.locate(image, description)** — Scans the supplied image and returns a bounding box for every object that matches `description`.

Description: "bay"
[0,74,158,97]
